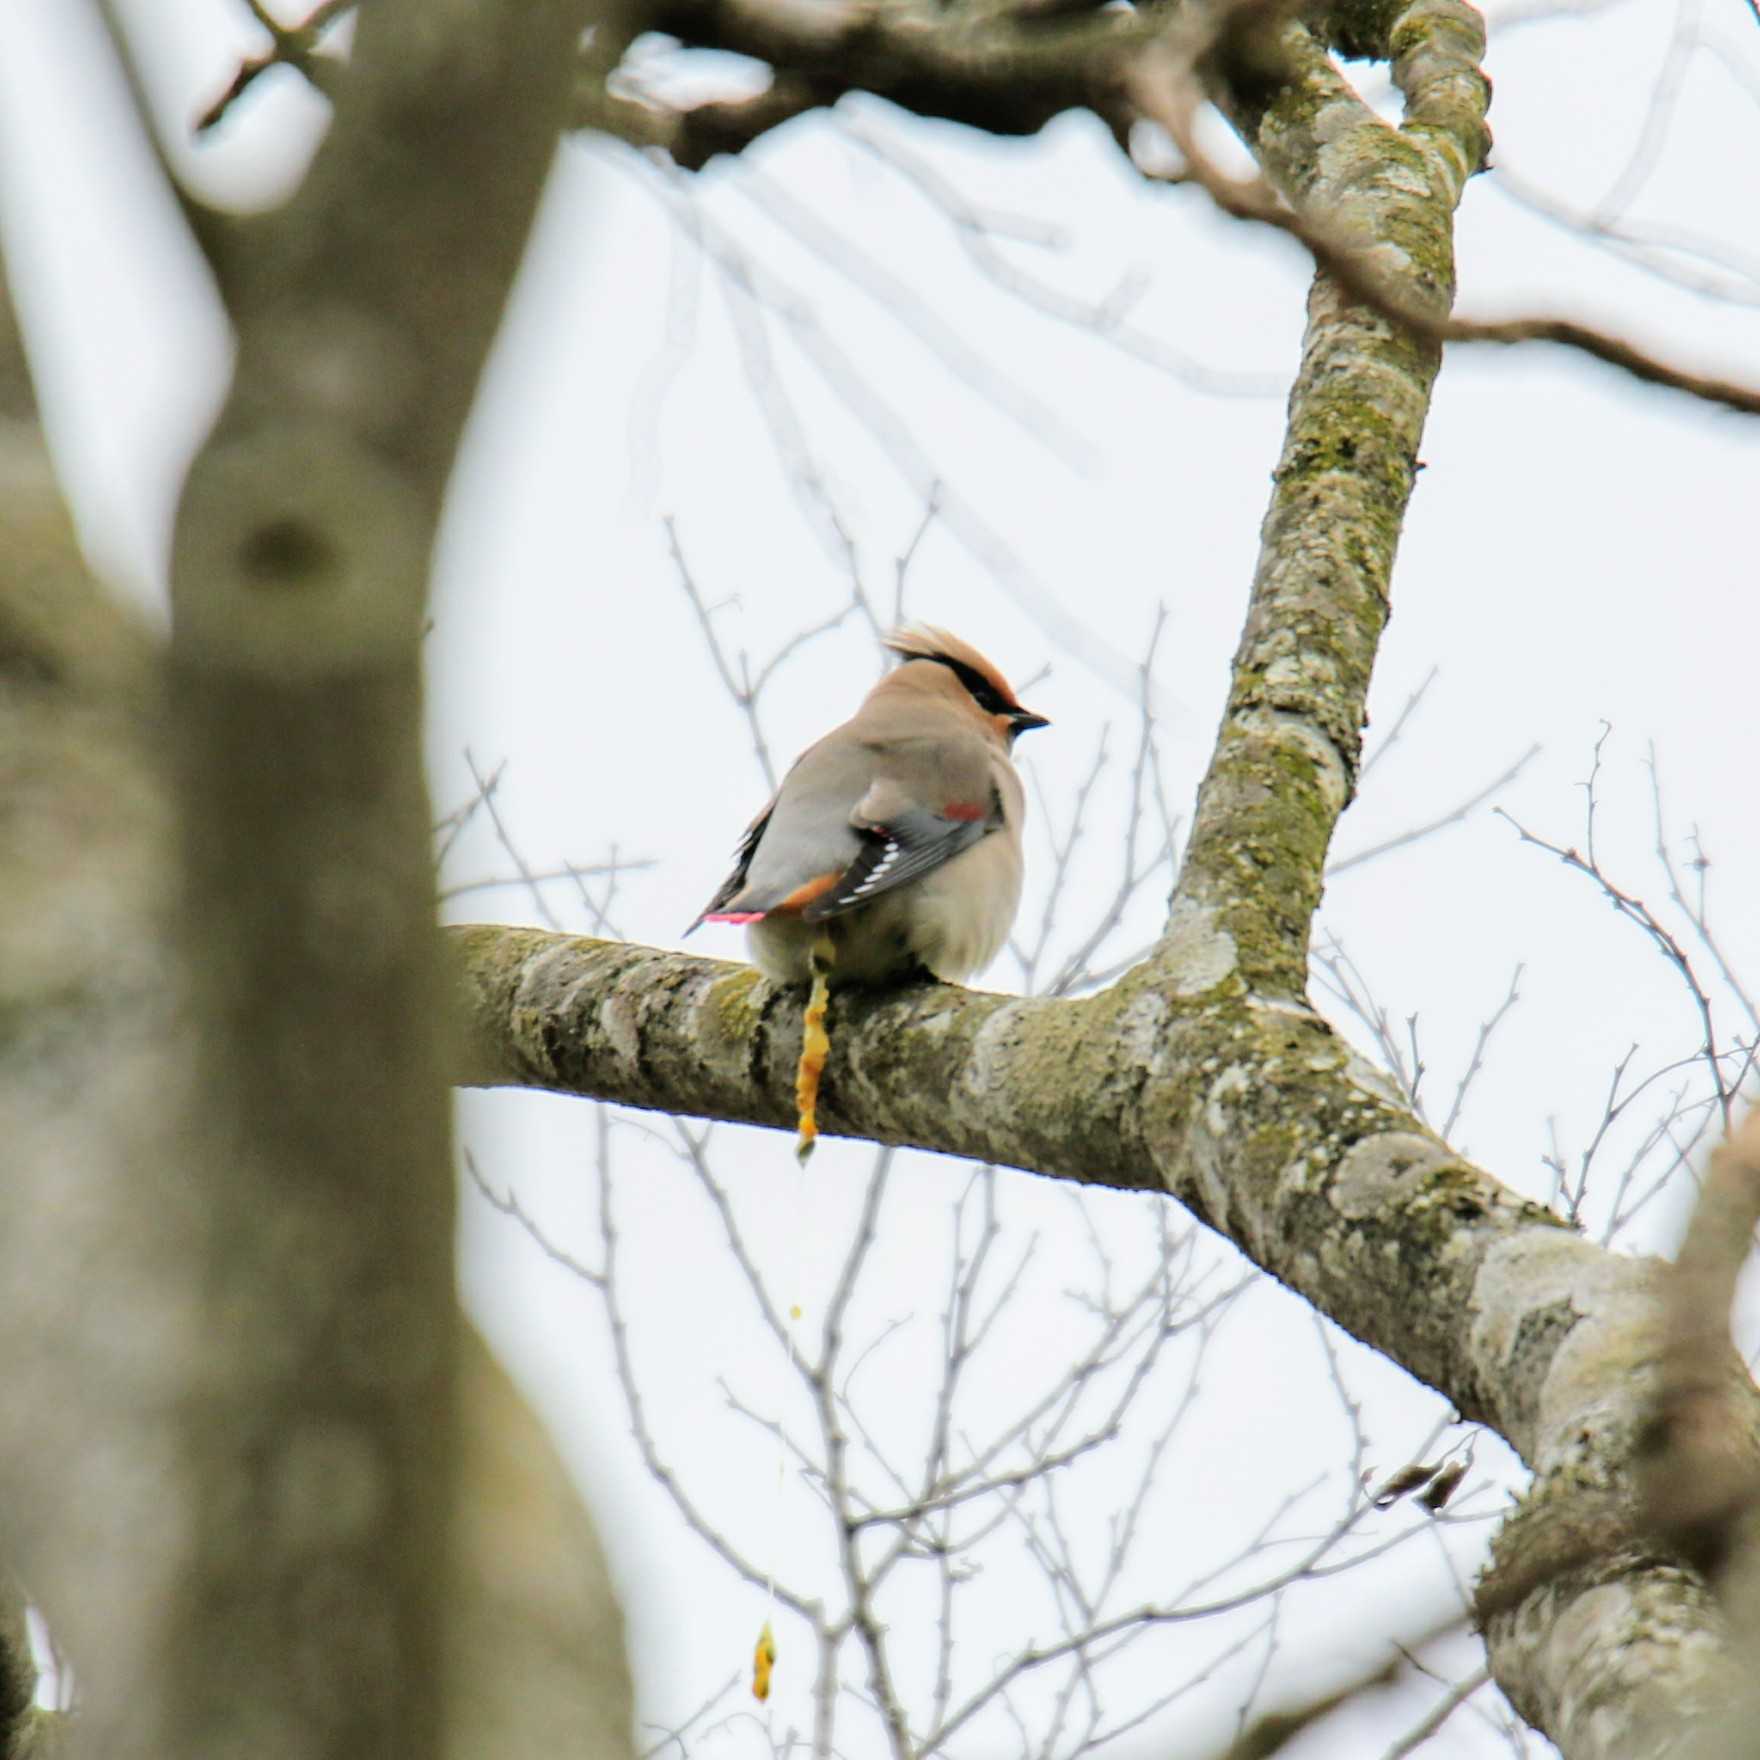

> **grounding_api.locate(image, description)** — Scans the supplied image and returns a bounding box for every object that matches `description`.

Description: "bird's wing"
[693,716,1005,928]
[686,799,775,931]
[799,772,1003,922]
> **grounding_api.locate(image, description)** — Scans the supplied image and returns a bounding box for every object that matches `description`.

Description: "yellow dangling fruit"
[752,1619,778,1702]
[794,932,836,1162]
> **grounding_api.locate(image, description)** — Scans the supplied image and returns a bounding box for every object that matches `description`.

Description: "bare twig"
[1497,789,1731,1134]
[735,166,1098,469]
[1359,667,1439,779]
[637,1671,744,1759]
[1592,0,1703,225]
[1442,964,1524,1141]
[589,0,1760,414]
[1649,752,1760,1041]
[839,113,1286,401]
[893,486,941,627]
[665,516,859,794]
[1330,744,1541,874]
[1485,135,1760,308]
[1380,1664,1492,1759]
[433,757,507,863]
[1313,935,1425,1112]
[463,748,562,929]
[197,0,352,133]
[439,859,654,903]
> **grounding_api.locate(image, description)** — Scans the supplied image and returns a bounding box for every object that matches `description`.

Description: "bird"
[690,624,1049,983]
[689,625,1049,1157]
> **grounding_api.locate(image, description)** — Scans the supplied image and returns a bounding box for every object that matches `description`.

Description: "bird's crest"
[883,624,1022,709]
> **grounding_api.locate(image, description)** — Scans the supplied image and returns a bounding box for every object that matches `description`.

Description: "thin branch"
[439,859,655,903]
[463,749,562,929]
[197,0,352,133]
[1488,156,1760,309]
[1330,744,1541,874]
[839,113,1285,401]
[637,1671,744,1760]
[893,485,941,627]
[1380,1664,1492,1759]
[1592,0,1703,224]
[665,515,859,794]
[1649,752,1760,1038]
[1496,780,1732,1133]
[595,1113,824,1622]
[1441,964,1524,1141]
[1359,666,1440,779]
[734,166,1098,470]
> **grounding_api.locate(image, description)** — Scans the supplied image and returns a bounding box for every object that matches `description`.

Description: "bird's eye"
[941,657,1014,717]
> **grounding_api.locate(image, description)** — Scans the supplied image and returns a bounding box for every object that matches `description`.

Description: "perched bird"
[692,625,1049,983]
[690,625,1049,1158]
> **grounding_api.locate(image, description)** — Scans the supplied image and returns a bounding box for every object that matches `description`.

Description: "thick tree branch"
[1147,9,1476,1002]
[611,0,1149,141]
[446,920,1595,1464]
[579,71,827,168]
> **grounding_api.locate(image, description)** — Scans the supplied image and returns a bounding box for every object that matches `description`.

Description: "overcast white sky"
[5,0,1759,1752]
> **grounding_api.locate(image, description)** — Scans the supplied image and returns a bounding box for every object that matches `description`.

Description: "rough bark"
[448,3,1759,1753]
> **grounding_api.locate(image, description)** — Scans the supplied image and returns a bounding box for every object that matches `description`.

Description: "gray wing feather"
[801,799,998,922]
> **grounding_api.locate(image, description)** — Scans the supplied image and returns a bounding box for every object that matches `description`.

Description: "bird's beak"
[1009,708,1051,736]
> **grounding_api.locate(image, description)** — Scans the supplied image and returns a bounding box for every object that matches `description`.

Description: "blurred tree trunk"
[0,4,632,1757]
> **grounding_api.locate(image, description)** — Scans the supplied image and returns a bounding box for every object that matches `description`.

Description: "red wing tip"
[702,911,766,925]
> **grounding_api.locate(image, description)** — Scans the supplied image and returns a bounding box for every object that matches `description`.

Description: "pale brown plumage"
[691,626,1048,987]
